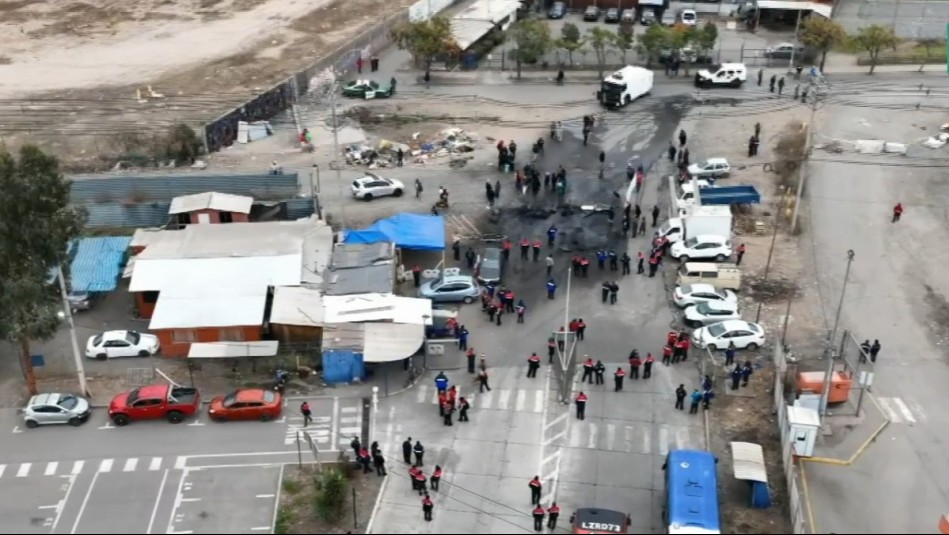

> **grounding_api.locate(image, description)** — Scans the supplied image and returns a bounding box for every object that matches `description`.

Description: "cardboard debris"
[347,128,482,167]
[855,140,885,154]
[884,142,906,154]
[923,136,946,149]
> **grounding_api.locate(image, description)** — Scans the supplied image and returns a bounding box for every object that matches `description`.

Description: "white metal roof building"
[322,293,433,325]
[269,286,325,327]
[451,0,520,50]
[168,192,254,215]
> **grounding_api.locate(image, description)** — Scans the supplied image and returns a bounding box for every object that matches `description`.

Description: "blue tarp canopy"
[69,237,132,292]
[344,213,445,251]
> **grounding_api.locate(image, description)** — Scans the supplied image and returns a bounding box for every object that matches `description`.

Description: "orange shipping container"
[796,371,852,404]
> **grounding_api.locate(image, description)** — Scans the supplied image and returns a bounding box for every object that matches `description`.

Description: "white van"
[676,262,742,291]
[694,63,748,88]
[599,66,654,108]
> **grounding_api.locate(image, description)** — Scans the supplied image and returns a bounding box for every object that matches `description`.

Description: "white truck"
[675,179,713,211]
[656,204,732,244]
[599,66,653,108]
[694,62,747,88]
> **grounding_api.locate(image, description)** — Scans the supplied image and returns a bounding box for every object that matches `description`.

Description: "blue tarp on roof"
[70,237,132,292]
[344,213,445,251]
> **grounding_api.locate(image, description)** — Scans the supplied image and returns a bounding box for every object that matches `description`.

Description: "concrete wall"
[155,325,263,358]
[833,0,948,39]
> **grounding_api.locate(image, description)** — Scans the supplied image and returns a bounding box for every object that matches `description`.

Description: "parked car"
[21,393,91,428]
[209,389,282,422]
[604,7,620,22]
[351,173,405,201]
[764,42,806,60]
[688,157,731,179]
[670,235,732,262]
[583,5,600,20]
[620,9,636,23]
[85,330,160,360]
[640,10,656,25]
[673,283,738,308]
[692,319,765,351]
[418,275,481,304]
[684,301,741,327]
[67,291,99,313]
[108,384,201,426]
[475,247,504,284]
[660,9,676,25]
[341,79,393,99]
[679,8,697,25]
[548,1,565,19]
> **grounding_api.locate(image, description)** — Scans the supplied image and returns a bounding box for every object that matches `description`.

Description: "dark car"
[640,10,656,25]
[475,247,504,284]
[604,7,620,22]
[548,1,566,19]
[583,5,600,21]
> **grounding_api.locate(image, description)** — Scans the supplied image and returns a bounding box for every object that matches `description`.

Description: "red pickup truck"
[108,384,201,426]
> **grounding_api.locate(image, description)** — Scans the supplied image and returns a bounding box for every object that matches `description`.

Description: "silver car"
[418,275,481,304]
[476,247,504,284]
[22,393,91,428]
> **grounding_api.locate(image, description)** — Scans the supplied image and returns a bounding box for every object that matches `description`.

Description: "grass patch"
[282,478,302,494]
[275,462,384,534]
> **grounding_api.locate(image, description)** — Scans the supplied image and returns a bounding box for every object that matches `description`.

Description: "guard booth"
[787,405,820,457]
[571,508,630,534]
[730,441,772,509]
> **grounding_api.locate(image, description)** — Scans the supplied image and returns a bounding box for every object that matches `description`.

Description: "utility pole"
[788,8,803,71]
[328,85,347,229]
[790,72,828,233]
[819,249,855,417]
[56,266,88,397]
[555,268,577,404]
[311,164,322,221]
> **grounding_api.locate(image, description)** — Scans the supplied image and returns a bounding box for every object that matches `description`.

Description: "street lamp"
[55,265,88,397]
[553,268,578,404]
[311,164,322,220]
[819,249,855,417]
[790,71,829,234]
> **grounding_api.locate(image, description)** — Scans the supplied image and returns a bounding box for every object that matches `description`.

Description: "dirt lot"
[0,0,415,160]
[277,463,384,534]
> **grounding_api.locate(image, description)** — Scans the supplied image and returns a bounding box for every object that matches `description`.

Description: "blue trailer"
[696,185,761,206]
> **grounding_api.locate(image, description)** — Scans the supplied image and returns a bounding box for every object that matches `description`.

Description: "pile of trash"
[922,126,949,149]
[343,128,480,169]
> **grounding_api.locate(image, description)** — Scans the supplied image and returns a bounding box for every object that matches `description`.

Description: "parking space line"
[124,458,139,472]
[45,462,58,476]
[16,463,30,477]
[70,472,100,534]
[145,469,169,535]
[51,474,78,532]
[98,459,114,473]
[0,464,5,478]
[256,494,275,498]
[251,527,270,531]
[330,397,339,452]
[71,461,84,475]
[149,457,162,471]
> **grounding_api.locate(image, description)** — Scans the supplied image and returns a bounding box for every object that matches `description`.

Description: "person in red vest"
[532,504,546,532]
[579,256,590,277]
[502,238,512,260]
[527,352,541,378]
[568,318,578,332]
[662,344,673,366]
[421,494,434,521]
[576,318,586,341]
[529,475,543,504]
[628,352,642,379]
[409,466,421,492]
[892,202,903,223]
[643,353,655,379]
[447,385,457,408]
[412,265,421,287]
[520,238,531,259]
[437,391,448,416]
[547,336,557,363]
[666,330,678,348]
[614,367,626,391]
[547,502,561,530]
[673,338,688,363]
[575,391,588,420]
[581,356,595,383]
[414,469,427,496]
[532,239,543,261]
[430,465,443,491]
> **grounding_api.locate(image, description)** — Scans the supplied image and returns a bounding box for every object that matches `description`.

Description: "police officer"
[466,347,476,373]
[621,252,631,275]
[527,352,541,378]
[547,502,561,530]
[413,440,425,467]
[575,391,588,420]
[594,360,606,385]
[731,364,742,390]
[546,279,557,299]
[458,396,470,421]
[614,367,626,391]
[529,475,543,504]
[532,505,546,532]
[403,437,413,464]
[608,249,618,271]
[675,384,687,410]
[601,281,610,303]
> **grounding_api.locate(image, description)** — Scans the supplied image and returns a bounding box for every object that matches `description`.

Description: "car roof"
[135,384,169,398]
[356,174,386,182]
[232,388,268,402]
[691,234,728,242]
[682,9,696,13]
[717,319,751,330]
[685,283,718,293]
[439,275,475,284]
[101,330,130,341]
[720,62,747,69]
[702,157,728,164]
[699,300,736,310]
[28,393,63,406]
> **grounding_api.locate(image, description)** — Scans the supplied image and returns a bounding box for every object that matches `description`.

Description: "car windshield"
[680,284,693,294]
[708,323,727,337]
[58,395,78,410]
[263,391,276,403]
[127,388,140,405]
[92,334,103,346]
[695,302,712,314]
[125,331,140,345]
[352,180,361,188]
[683,237,699,248]
[222,393,238,408]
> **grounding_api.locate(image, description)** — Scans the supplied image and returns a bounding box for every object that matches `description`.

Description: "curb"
[364,471,390,534]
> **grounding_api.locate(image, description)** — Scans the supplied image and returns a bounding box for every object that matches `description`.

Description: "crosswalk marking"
[877,397,917,424]
[16,463,30,477]
[534,391,544,412]
[606,424,616,450]
[658,428,670,456]
[498,390,511,410]
[0,465,5,478]
[71,461,84,475]
[123,458,138,472]
[587,425,599,449]
[149,457,162,471]
[98,459,114,473]
[44,462,58,476]
[516,390,527,411]
[640,427,650,454]
[480,391,494,409]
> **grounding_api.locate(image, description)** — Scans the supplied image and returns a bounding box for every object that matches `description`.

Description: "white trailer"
[656,204,732,243]
[599,66,653,108]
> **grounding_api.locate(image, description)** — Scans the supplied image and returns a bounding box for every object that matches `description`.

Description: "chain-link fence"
[834,0,948,39]
[773,342,811,534]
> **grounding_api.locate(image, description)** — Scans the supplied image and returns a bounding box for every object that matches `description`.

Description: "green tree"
[669,24,696,73]
[391,16,461,78]
[636,23,670,67]
[799,17,847,72]
[849,24,900,74]
[314,468,348,522]
[587,26,616,79]
[615,25,635,65]
[556,22,586,66]
[693,21,718,60]
[916,38,944,72]
[0,146,85,395]
[509,19,552,78]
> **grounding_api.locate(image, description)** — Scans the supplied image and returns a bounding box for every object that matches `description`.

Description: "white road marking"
[340,406,359,414]
[876,397,902,423]
[51,474,78,532]
[38,504,58,510]
[146,469,169,534]
[0,464,5,478]
[16,463,31,477]
[587,425,598,449]
[186,416,204,427]
[180,498,201,503]
[174,457,187,470]
[71,461,84,475]
[544,412,568,430]
[891,397,917,424]
[534,391,544,412]
[45,462,58,476]
[416,384,429,404]
[12,426,22,434]
[606,424,617,450]
[498,389,511,410]
[568,425,583,448]
[124,458,139,472]
[516,390,527,411]
[479,391,494,409]
[330,397,340,451]
[256,494,275,498]
[98,422,115,430]
[251,528,271,531]
[70,472,100,534]
[98,459,114,473]
[640,426,650,455]
[675,427,690,449]
[150,457,163,471]
[541,452,560,466]
[659,427,670,455]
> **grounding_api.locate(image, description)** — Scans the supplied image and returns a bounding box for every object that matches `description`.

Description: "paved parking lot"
[168,466,281,534]
[70,471,166,534]
[0,474,72,534]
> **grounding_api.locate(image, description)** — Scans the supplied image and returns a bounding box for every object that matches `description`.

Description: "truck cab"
[675,179,713,210]
[108,384,201,426]
[694,62,747,88]
[599,66,654,108]
[658,205,731,244]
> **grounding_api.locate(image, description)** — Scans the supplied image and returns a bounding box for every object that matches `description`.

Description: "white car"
[687,158,731,179]
[85,330,160,360]
[350,173,405,201]
[679,9,697,25]
[692,319,765,351]
[684,301,741,326]
[673,283,738,308]
[670,235,732,262]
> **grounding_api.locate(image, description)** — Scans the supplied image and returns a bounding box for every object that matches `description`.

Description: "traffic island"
[275,462,384,534]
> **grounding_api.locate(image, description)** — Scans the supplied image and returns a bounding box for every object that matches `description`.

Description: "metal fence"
[833,0,948,39]
[773,342,811,534]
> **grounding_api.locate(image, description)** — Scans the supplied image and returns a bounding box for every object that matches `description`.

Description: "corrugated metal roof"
[130,228,174,249]
[188,341,279,358]
[69,174,300,204]
[135,220,315,260]
[70,237,133,292]
[322,294,433,325]
[323,323,366,350]
[270,286,325,327]
[730,441,769,483]
[285,198,318,220]
[168,192,254,215]
[363,323,425,363]
[330,242,395,269]
[84,202,173,229]
[149,292,268,329]
[323,264,394,296]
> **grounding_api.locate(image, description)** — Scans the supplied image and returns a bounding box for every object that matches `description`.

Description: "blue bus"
[662,449,721,534]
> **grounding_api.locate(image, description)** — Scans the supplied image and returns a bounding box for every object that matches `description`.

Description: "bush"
[771,120,807,192]
[313,468,348,522]
[273,508,293,534]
